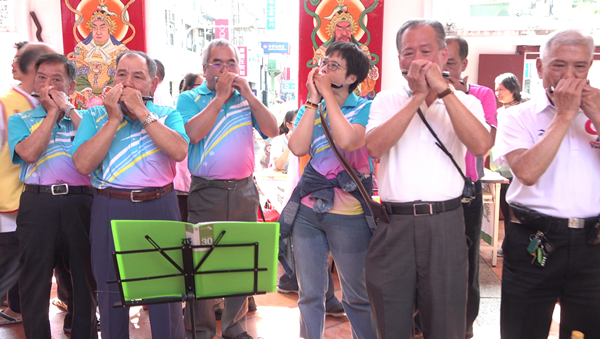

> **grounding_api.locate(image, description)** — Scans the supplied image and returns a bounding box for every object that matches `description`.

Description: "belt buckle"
[51,184,69,195]
[226,180,237,190]
[130,190,143,203]
[568,218,585,229]
[413,203,433,216]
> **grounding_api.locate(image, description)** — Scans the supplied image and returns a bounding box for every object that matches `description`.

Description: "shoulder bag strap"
[416,108,468,181]
[317,105,375,209]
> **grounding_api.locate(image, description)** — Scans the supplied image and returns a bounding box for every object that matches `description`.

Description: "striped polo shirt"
[71,101,189,189]
[177,82,265,180]
[8,106,90,186]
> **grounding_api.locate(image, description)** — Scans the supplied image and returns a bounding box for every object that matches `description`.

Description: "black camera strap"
[416,107,468,182]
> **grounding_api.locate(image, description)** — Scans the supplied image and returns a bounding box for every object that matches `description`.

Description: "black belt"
[24,184,96,195]
[509,204,599,230]
[194,176,251,190]
[384,197,462,216]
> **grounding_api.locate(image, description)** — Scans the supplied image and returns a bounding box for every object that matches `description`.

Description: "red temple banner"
[60,0,146,109]
[298,0,384,103]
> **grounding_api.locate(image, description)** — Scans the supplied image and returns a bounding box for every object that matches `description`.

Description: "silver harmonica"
[401,69,456,82]
[549,79,590,94]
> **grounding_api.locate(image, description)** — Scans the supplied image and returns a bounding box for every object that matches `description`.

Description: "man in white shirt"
[364,19,491,339]
[153,59,174,107]
[495,29,600,339]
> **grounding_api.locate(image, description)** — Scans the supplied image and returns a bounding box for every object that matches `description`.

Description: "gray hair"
[202,39,239,66]
[115,50,157,78]
[396,19,446,55]
[541,29,594,61]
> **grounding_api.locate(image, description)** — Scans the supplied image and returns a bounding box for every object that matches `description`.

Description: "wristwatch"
[141,112,159,128]
[64,102,76,119]
[437,85,454,99]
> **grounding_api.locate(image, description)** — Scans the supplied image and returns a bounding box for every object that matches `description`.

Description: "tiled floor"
[0,220,561,338]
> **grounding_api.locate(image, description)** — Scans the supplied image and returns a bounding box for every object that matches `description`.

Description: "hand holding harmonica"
[546,78,589,120]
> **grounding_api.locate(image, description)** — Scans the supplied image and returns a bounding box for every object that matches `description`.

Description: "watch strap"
[437,86,453,99]
[64,103,75,119]
[141,113,158,127]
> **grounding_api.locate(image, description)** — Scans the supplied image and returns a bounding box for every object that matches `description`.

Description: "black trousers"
[463,181,483,338]
[16,191,97,339]
[500,217,600,339]
[0,231,21,312]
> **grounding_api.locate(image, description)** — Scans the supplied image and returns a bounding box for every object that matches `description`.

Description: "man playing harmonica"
[8,52,97,339]
[72,50,188,339]
[495,29,600,339]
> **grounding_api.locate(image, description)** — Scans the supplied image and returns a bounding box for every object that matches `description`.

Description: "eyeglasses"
[205,62,238,71]
[319,58,346,72]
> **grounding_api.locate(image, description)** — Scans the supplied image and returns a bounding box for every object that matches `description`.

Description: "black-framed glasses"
[318,58,346,71]
[205,62,238,71]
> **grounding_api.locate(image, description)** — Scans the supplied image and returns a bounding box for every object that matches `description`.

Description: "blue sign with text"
[267,0,275,30]
[261,42,289,54]
[282,81,296,92]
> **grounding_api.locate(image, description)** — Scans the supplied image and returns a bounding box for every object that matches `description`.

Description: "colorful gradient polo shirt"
[71,102,189,189]
[297,93,371,215]
[177,83,265,180]
[8,106,90,186]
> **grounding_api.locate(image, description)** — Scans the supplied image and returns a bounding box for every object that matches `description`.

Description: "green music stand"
[109,220,279,339]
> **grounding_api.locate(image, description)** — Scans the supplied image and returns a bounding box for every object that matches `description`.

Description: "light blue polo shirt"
[296,93,372,179]
[8,106,91,186]
[71,101,189,189]
[177,83,266,180]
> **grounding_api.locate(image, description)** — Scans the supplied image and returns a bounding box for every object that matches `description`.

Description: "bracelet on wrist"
[305,102,318,110]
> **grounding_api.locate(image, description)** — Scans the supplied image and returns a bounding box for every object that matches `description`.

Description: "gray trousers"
[185,176,259,339]
[365,206,468,339]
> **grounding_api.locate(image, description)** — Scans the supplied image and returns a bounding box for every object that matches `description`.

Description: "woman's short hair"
[495,72,522,102]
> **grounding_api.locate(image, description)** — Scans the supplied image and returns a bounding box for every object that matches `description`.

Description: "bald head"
[19,43,57,75]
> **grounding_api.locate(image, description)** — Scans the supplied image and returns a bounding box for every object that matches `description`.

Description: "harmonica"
[401,69,452,80]
[549,79,590,94]
[213,77,219,82]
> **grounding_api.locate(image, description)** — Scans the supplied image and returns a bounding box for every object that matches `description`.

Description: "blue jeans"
[292,204,377,339]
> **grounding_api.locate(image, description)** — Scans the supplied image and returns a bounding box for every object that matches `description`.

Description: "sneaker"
[63,313,73,334]
[51,298,69,313]
[223,332,253,339]
[276,285,299,294]
[247,296,257,312]
[325,303,345,317]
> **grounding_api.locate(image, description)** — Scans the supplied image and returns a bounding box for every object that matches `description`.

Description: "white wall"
[0,0,63,92]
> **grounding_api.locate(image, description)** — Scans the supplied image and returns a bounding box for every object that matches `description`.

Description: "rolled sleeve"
[71,109,99,157]
[366,90,395,134]
[463,94,490,132]
[494,107,534,166]
[163,108,190,144]
[176,91,200,125]
[479,87,498,128]
[7,114,30,165]
[350,100,372,127]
